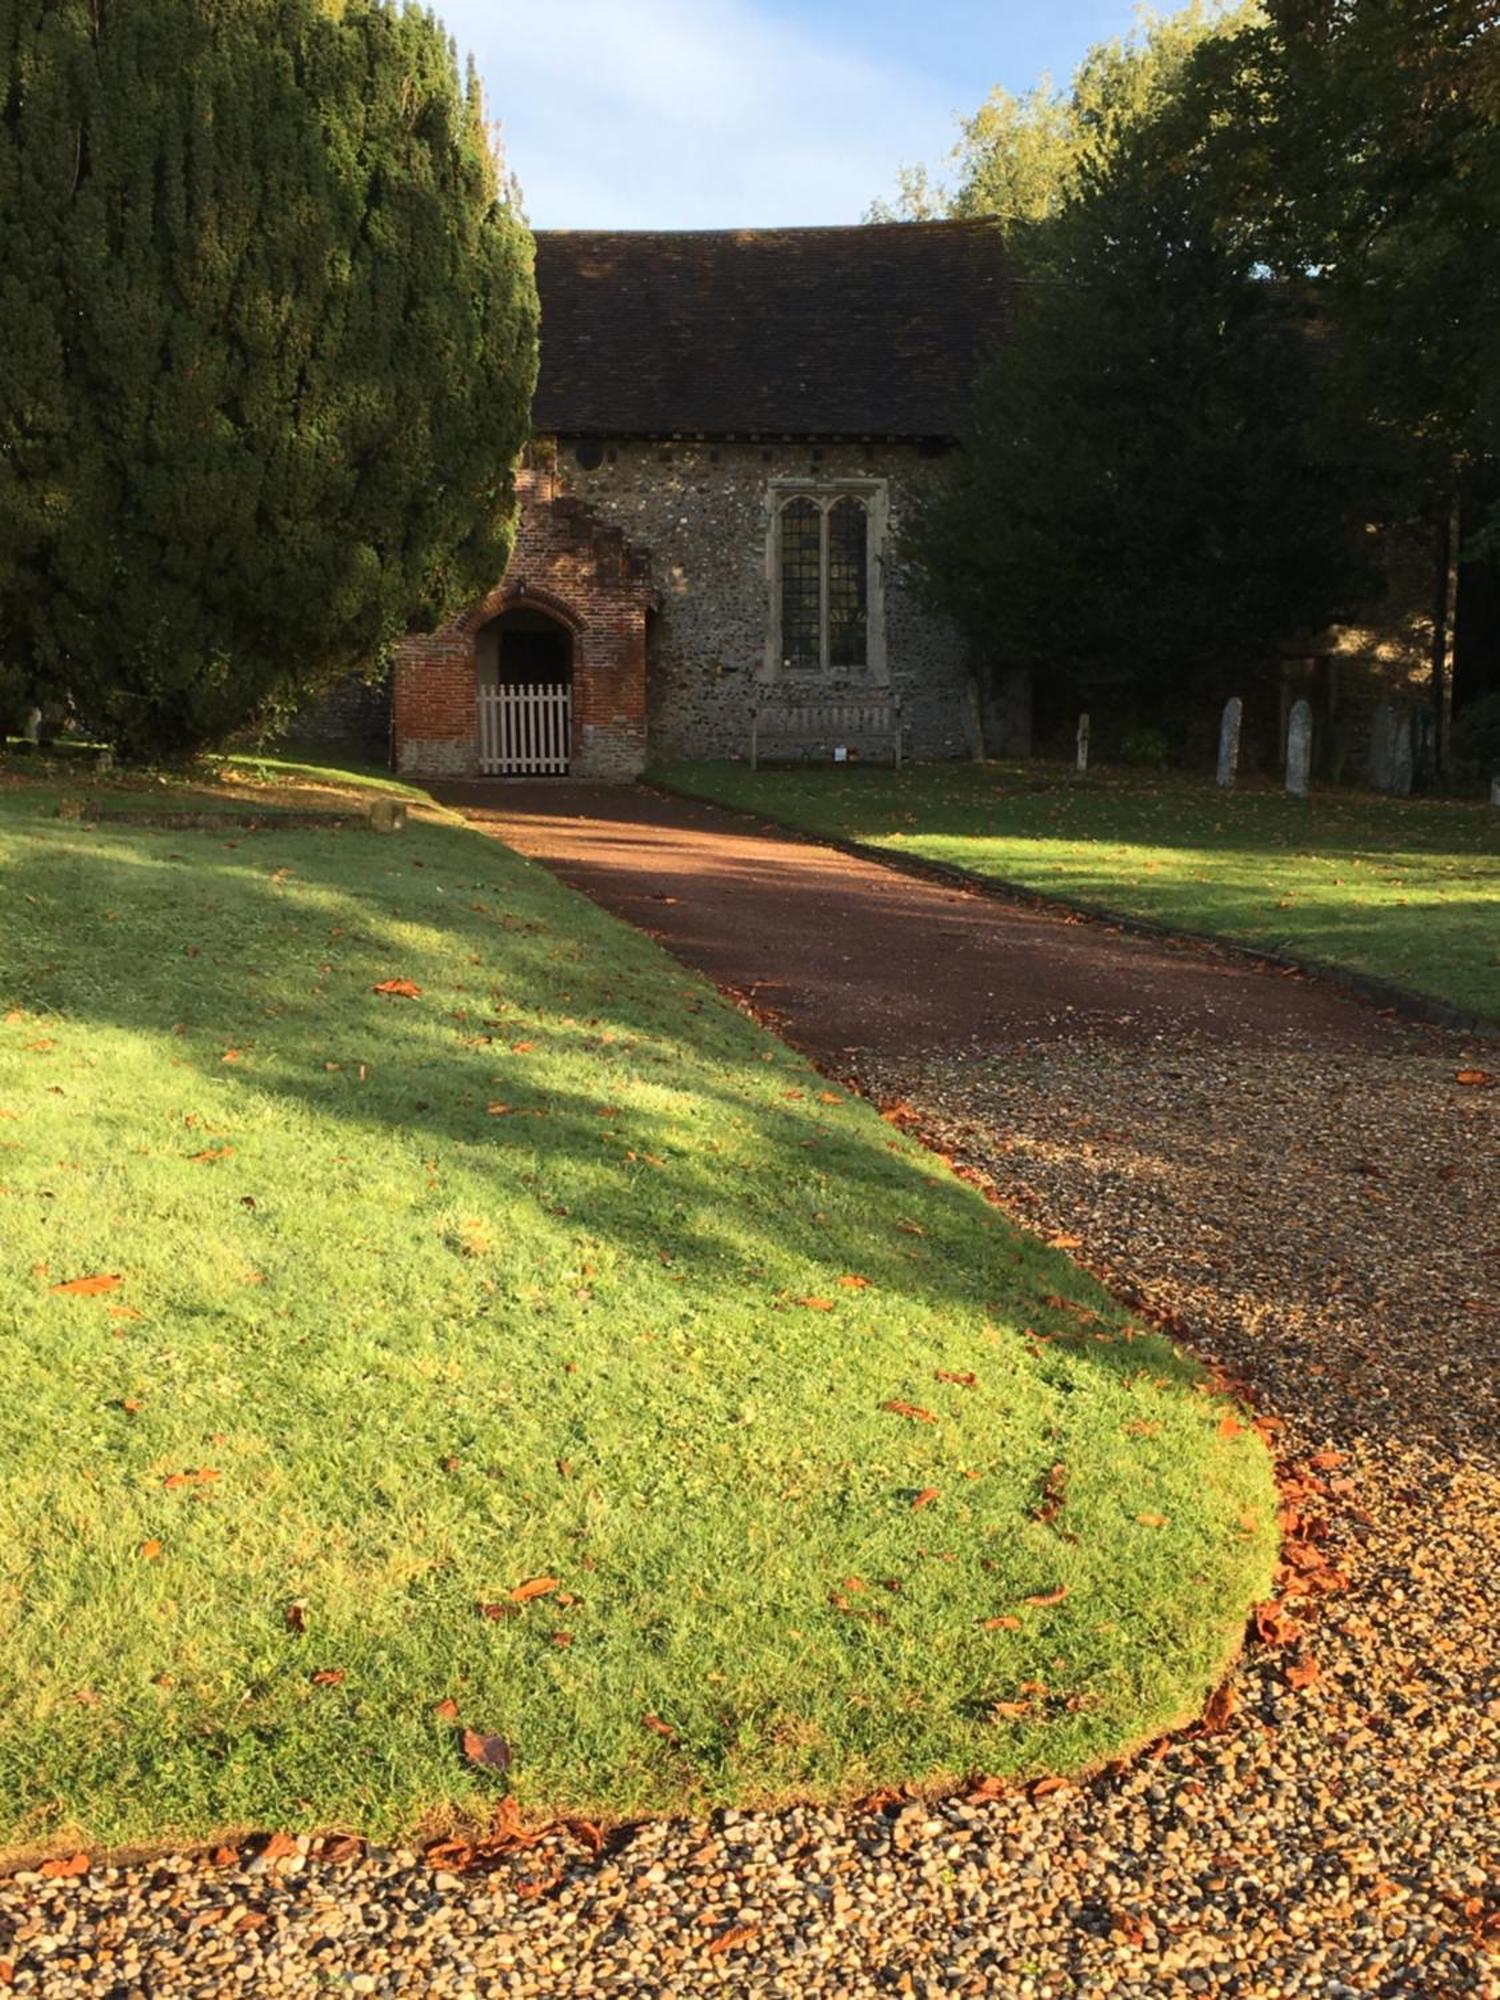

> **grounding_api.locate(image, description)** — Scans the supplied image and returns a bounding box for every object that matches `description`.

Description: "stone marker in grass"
[1216,697,1242,790]
[1286,699,1312,797]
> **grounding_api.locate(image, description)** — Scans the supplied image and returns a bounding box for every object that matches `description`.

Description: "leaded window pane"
[827,498,868,668]
[779,499,821,667]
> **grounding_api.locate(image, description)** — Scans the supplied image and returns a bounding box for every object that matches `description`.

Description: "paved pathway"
[438,781,1394,1063]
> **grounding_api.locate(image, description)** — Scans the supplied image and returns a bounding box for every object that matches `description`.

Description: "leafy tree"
[901,88,1378,753]
[0,0,537,759]
[870,3,1253,229]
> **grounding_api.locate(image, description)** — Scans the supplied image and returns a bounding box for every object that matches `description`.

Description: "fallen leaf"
[911,1486,940,1511]
[284,1602,307,1635]
[1284,1654,1321,1691]
[1308,1448,1347,1471]
[508,1576,559,1604]
[1201,1682,1238,1733]
[565,1818,605,1857]
[511,1039,537,1054]
[988,1700,1031,1720]
[1455,1068,1493,1087]
[210,1845,240,1868]
[49,1273,121,1297]
[1217,1414,1244,1439]
[319,1834,363,1864]
[935,1368,977,1388]
[1136,1512,1168,1528]
[461,1729,512,1772]
[707,1924,759,1957]
[818,1091,842,1104]
[836,1274,871,1290]
[881,1400,936,1423]
[373,979,422,999]
[434,1697,459,1722]
[257,1832,299,1863]
[220,1048,241,1065]
[792,1296,836,1311]
[139,1539,163,1561]
[1029,1776,1069,1799]
[187,1145,234,1164]
[310,1668,346,1687]
[1022,1586,1069,1608]
[979,1614,1021,1632]
[643,1713,677,1742]
[38,1853,89,1880]
[1047,1232,1083,1250]
[550,1631,574,1648]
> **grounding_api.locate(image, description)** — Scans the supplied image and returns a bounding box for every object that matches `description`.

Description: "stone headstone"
[1367,701,1414,796]
[93,747,114,774]
[1285,699,1312,797]
[1216,697,1243,789]
[368,797,407,834]
[1076,712,1090,776]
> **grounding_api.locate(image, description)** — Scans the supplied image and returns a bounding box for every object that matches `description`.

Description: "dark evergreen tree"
[0,0,537,758]
[902,100,1378,753]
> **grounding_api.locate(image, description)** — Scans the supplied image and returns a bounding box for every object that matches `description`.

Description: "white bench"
[749,696,903,771]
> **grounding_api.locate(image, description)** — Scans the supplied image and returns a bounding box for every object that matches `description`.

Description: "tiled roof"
[531,222,1006,440]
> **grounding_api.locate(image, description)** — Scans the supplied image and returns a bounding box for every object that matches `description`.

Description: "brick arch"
[460,582,587,641]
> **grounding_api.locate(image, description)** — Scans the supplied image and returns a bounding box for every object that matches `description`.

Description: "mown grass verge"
[0,773,1275,1851]
[652,761,1500,1023]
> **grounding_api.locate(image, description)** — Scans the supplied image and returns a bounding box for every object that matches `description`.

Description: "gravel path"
[4,796,1497,1999]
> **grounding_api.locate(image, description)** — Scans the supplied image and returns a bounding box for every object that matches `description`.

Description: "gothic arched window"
[772,486,882,674]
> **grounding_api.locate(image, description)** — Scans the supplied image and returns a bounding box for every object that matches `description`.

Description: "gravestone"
[1285,699,1312,797]
[1216,697,1243,789]
[1366,701,1414,796]
[1076,712,1090,776]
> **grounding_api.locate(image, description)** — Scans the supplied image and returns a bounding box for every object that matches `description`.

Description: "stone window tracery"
[767,481,887,679]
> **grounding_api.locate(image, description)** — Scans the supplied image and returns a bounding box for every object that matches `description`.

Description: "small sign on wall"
[833,745,848,763]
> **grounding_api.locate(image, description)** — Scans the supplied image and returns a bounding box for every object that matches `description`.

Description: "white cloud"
[441,0,959,228]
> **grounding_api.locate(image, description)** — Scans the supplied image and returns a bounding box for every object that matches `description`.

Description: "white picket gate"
[477,681,572,776]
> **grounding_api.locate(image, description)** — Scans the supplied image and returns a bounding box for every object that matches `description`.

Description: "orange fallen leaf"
[550,1631,574,1648]
[433,1698,459,1722]
[511,1039,537,1054]
[508,1576,559,1604]
[911,1486,940,1511]
[818,1091,842,1104]
[1217,1414,1244,1439]
[1455,1068,1493,1087]
[1308,1447,1347,1470]
[1284,1654,1321,1691]
[1136,1512,1168,1528]
[1029,1775,1069,1799]
[139,1539,163,1561]
[989,1700,1031,1720]
[836,1274,871,1290]
[311,1668,346,1686]
[210,1845,240,1868]
[792,1296,836,1311]
[220,1048,241,1064]
[257,1831,300,1863]
[49,1273,121,1297]
[1048,1232,1083,1249]
[373,979,422,999]
[1201,1682,1238,1733]
[935,1368,978,1388]
[38,1853,89,1881]
[979,1614,1021,1631]
[187,1145,234,1164]
[881,1400,936,1423]
[1023,1586,1069,1608]
[707,1924,759,1957]
[643,1713,677,1742]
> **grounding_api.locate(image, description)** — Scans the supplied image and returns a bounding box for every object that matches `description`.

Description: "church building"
[390,221,1011,781]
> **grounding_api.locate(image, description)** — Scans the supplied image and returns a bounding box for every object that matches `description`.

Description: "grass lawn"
[0,766,1274,1853]
[654,761,1500,1023]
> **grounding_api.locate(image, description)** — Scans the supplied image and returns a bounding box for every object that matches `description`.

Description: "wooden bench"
[749,695,903,771]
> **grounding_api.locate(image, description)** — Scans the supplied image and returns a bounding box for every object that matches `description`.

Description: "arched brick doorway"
[477,604,575,776]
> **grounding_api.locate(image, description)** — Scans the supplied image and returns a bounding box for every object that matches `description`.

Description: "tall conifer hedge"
[0,0,537,756]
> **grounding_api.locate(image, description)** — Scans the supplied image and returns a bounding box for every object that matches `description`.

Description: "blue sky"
[436,0,1147,229]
